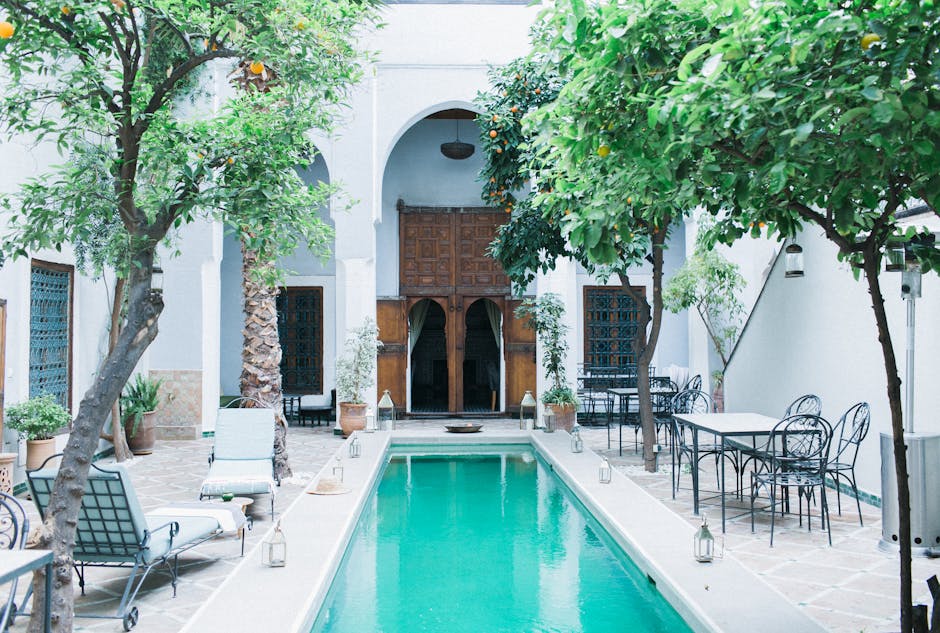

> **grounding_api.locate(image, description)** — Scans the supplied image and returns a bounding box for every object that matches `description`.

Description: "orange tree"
[558,0,940,630]
[0,1,375,630]
[663,2,940,630]
[483,4,710,471]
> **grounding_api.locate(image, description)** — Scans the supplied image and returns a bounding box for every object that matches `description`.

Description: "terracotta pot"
[26,438,57,471]
[339,402,367,437]
[125,410,156,455]
[546,402,577,432]
[0,453,15,493]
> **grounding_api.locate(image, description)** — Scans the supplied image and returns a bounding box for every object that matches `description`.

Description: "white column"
[684,215,710,386]
[535,257,578,419]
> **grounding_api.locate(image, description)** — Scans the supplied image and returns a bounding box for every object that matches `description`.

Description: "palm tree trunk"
[239,244,291,479]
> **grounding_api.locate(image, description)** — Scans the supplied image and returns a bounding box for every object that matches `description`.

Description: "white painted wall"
[724,227,940,497]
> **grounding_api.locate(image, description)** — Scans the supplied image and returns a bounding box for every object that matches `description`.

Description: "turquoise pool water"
[310,447,693,633]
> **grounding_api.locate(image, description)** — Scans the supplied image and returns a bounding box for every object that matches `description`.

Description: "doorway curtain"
[409,299,430,354]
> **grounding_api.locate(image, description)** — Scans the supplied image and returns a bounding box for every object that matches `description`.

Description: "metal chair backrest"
[28,458,149,559]
[650,377,678,413]
[214,407,276,461]
[670,389,713,415]
[766,414,832,476]
[0,492,28,551]
[784,394,822,417]
[830,402,870,466]
[687,374,702,391]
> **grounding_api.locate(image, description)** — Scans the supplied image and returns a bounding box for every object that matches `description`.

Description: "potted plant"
[5,394,71,470]
[120,374,163,455]
[515,294,578,431]
[335,317,381,437]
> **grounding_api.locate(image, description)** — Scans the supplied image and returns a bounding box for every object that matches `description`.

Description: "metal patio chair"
[28,457,245,631]
[669,390,738,499]
[749,414,833,546]
[0,492,29,632]
[826,402,871,525]
[784,394,822,417]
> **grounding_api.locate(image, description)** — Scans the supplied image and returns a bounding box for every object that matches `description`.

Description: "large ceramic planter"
[0,453,15,493]
[125,410,156,455]
[546,402,577,433]
[25,438,57,471]
[339,402,367,437]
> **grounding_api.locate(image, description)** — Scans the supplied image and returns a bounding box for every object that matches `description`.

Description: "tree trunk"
[863,255,913,633]
[28,265,162,633]
[239,244,292,480]
[104,277,132,462]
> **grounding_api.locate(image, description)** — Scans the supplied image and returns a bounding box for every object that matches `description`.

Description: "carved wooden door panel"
[503,298,536,415]
[376,298,407,411]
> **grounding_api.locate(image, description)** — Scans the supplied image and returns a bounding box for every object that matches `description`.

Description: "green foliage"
[663,247,745,367]
[515,294,576,404]
[336,318,381,404]
[120,374,163,437]
[5,395,71,440]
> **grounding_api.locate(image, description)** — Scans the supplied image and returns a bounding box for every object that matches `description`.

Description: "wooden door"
[503,298,536,414]
[376,298,407,410]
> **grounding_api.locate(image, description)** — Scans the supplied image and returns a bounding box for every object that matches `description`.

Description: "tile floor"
[5,418,936,633]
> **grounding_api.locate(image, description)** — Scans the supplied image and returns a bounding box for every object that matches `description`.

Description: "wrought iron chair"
[686,374,702,391]
[0,492,29,631]
[669,390,737,498]
[784,394,822,416]
[650,377,679,447]
[826,402,871,525]
[749,414,833,546]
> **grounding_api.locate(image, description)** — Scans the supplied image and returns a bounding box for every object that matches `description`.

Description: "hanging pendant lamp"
[441,118,475,160]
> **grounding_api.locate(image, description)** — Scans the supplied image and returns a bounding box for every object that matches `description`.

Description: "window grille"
[276,287,323,394]
[583,286,641,371]
[30,263,72,408]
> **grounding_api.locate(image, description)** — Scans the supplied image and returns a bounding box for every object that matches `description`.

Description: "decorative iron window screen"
[276,287,323,394]
[583,286,642,370]
[29,262,72,408]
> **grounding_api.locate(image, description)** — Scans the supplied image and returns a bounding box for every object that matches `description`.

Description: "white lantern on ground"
[599,457,612,484]
[520,391,536,430]
[348,434,361,458]
[262,520,287,567]
[378,390,396,430]
[693,514,715,563]
[364,407,376,433]
[570,424,583,453]
[332,456,344,483]
[543,408,556,433]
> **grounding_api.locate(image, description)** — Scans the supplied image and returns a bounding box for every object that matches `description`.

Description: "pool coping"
[181,429,825,633]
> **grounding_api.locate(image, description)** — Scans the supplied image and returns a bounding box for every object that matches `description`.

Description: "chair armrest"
[144,520,180,550]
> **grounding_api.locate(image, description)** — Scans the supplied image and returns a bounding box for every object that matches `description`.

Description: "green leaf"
[871,101,894,124]
[861,86,883,101]
[793,122,813,143]
[913,140,934,156]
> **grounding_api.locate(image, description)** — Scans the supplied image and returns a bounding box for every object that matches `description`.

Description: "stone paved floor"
[7,418,937,632]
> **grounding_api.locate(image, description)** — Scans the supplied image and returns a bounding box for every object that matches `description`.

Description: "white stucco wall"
[724,227,940,498]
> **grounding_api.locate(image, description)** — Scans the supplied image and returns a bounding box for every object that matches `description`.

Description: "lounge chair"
[0,491,30,631]
[27,457,245,631]
[199,404,279,516]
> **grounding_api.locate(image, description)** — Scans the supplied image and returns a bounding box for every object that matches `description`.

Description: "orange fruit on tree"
[597,144,611,158]
[492,114,499,122]
[249,61,265,75]
[227,157,235,165]
[861,33,881,50]
[495,147,503,154]
[111,0,125,9]
[489,177,496,183]
[534,88,541,95]
[61,6,71,15]
[627,196,632,204]
[295,20,306,30]
[503,140,508,145]
[489,129,498,138]
[0,21,14,39]
[510,106,519,113]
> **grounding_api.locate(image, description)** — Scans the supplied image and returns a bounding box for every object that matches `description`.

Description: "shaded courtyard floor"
[7,418,937,632]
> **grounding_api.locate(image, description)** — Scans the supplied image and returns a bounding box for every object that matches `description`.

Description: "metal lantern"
[332,456,344,483]
[364,407,376,433]
[520,391,537,430]
[885,244,906,272]
[348,434,361,458]
[151,266,164,293]
[378,390,396,431]
[570,423,583,453]
[693,514,715,563]
[784,243,804,278]
[599,457,612,484]
[262,520,287,567]
[543,408,556,433]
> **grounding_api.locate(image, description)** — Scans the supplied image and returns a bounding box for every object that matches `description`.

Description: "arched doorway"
[410,299,448,413]
[463,299,500,412]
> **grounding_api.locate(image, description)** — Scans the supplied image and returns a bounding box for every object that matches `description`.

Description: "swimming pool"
[310,446,693,633]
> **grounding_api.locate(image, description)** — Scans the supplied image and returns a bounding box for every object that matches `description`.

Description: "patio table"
[607,386,677,455]
[0,549,53,633]
[672,412,779,532]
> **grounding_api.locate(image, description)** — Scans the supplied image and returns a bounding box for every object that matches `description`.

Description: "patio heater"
[879,239,940,556]
[520,391,537,430]
[378,390,395,431]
